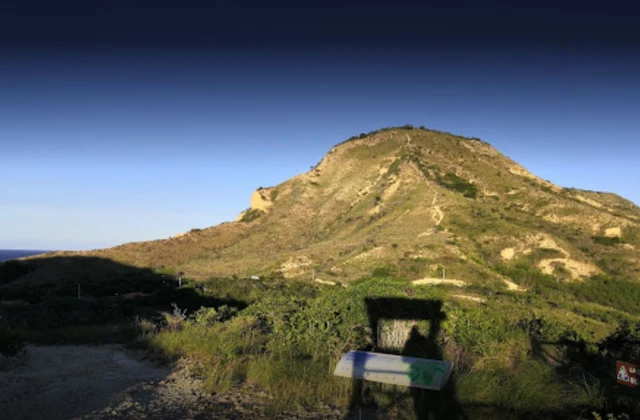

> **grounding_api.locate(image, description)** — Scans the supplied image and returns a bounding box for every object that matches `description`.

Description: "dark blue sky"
[1,1,639,250]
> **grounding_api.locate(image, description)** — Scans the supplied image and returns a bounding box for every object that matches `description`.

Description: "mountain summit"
[26,127,640,287]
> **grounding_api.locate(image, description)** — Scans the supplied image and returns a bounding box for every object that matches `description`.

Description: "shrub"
[240,208,265,223]
[0,261,33,285]
[437,173,478,199]
[591,236,622,246]
[598,323,640,363]
[148,315,266,392]
[192,305,238,327]
[372,265,396,278]
[567,275,640,315]
[0,328,24,357]
[161,303,187,331]
[622,227,639,244]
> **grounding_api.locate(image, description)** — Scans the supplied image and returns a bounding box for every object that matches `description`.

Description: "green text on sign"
[334,351,453,391]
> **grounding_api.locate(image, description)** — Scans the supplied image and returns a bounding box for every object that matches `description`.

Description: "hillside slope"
[19,127,640,288]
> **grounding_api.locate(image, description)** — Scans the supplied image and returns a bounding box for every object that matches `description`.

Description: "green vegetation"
[134,277,639,418]
[240,208,265,222]
[19,126,637,283]
[568,275,640,315]
[0,260,33,285]
[0,328,24,357]
[341,125,486,145]
[2,254,640,417]
[437,172,478,198]
[622,227,639,244]
[496,262,640,316]
[371,265,397,278]
[592,236,622,246]
[1,126,639,417]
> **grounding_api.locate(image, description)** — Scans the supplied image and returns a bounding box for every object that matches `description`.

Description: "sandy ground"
[0,346,347,420]
[411,278,467,287]
[451,294,486,303]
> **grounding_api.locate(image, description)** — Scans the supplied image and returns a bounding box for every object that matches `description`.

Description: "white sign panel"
[334,350,453,391]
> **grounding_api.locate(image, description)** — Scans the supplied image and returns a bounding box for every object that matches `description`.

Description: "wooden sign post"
[616,360,638,388]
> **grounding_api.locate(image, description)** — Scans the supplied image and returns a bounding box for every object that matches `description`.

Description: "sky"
[1,0,639,250]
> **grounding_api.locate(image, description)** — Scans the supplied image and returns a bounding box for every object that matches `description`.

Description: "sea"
[0,249,53,262]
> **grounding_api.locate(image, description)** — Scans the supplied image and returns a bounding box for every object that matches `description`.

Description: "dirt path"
[0,345,347,420]
[430,190,444,226]
[0,345,168,420]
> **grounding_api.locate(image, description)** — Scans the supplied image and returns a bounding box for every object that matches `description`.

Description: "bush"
[437,173,478,199]
[140,278,628,415]
[494,261,557,290]
[161,303,187,331]
[192,305,238,327]
[598,322,640,363]
[0,261,33,285]
[372,265,397,278]
[0,328,24,357]
[240,208,265,223]
[568,275,640,315]
[591,236,622,246]
[148,315,266,392]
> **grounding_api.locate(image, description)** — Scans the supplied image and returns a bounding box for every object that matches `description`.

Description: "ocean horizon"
[0,249,53,262]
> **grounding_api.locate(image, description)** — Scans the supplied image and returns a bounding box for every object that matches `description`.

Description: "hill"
[20,126,640,288]
[4,126,640,419]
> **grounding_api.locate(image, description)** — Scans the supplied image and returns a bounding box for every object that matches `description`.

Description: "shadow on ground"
[0,255,258,419]
[346,297,466,420]
[530,323,640,417]
[0,255,246,332]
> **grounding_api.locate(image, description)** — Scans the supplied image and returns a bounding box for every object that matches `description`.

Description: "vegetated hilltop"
[19,126,640,288]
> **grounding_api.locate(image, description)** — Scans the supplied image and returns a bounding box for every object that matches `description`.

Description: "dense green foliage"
[568,276,640,315]
[140,277,640,418]
[437,172,479,198]
[0,261,33,285]
[592,236,622,246]
[3,254,640,417]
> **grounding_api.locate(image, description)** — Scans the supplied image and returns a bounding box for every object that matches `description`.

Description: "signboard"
[334,350,453,391]
[616,360,638,388]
